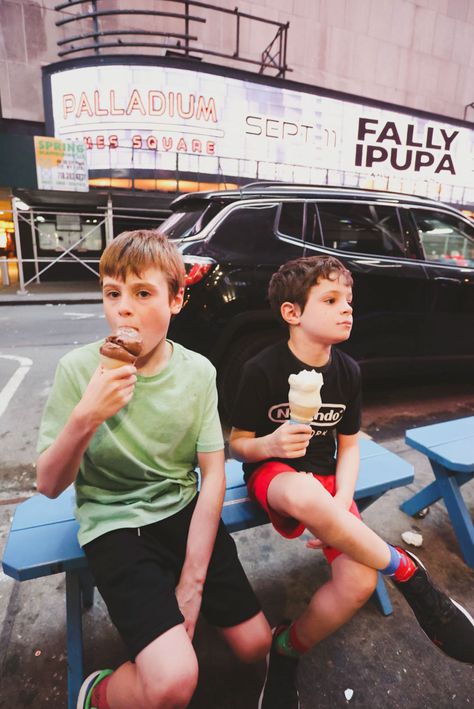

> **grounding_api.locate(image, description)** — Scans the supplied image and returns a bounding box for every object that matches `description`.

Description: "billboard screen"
[44,60,474,200]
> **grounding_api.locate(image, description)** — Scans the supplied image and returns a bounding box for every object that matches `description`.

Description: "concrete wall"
[1,0,474,123]
[0,0,58,122]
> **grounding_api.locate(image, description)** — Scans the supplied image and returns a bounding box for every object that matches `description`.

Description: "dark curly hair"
[268,255,353,324]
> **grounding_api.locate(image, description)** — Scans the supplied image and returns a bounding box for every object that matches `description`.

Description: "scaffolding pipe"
[105,194,114,246]
[12,201,26,294]
[29,210,41,284]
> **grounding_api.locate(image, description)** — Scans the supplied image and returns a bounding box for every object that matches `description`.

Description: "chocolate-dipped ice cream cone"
[100,327,143,369]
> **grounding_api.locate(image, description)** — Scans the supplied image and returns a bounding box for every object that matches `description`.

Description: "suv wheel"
[217,330,284,421]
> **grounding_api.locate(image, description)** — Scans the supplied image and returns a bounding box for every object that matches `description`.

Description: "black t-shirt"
[231,341,361,481]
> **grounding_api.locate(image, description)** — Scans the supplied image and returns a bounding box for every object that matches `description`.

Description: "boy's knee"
[142,664,198,709]
[353,567,378,604]
[232,624,273,664]
[335,563,378,607]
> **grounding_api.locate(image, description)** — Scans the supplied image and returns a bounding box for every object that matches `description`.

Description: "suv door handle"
[434,276,460,283]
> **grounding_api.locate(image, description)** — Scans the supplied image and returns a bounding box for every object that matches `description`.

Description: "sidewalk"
[0,280,102,306]
[1,438,473,708]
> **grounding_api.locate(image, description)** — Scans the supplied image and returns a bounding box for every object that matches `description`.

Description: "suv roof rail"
[171,182,452,210]
[239,181,283,192]
[240,181,327,192]
[237,181,447,204]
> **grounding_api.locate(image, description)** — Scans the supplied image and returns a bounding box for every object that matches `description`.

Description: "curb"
[0,296,102,306]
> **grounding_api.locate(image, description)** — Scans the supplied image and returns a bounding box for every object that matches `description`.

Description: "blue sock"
[381,544,402,576]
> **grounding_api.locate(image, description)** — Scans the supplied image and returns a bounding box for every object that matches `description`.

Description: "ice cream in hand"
[288,369,324,424]
[100,327,143,369]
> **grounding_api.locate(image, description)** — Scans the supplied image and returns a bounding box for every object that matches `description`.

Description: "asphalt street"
[0,303,107,492]
[0,303,473,708]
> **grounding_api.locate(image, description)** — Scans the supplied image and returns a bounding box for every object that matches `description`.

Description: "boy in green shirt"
[37,230,271,709]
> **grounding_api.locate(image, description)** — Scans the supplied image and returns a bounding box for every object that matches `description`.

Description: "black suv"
[162,183,474,414]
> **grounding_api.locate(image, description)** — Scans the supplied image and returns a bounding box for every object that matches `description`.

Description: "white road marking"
[63,312,95,320]
[0,354,33,419]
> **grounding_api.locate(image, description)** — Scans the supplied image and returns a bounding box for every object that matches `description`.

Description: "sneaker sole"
[451,597,474,627]
[401,549,474,626]
[257,651,270,709]
[257,629,301,709]
[76,670,103,708]
[418,601,474,665]
[400,548,426,571]
[398,549,474,662]
[257,659,301,709]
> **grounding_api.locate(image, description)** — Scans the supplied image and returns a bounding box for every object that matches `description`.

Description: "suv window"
[277,203,305,240]
[411,209,474,267]
[318,203,405,257]
[161,202,222,239]
[212,203,278,253]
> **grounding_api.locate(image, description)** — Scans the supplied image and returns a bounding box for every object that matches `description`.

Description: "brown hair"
[99,229,185,299]
[268,255,353,323]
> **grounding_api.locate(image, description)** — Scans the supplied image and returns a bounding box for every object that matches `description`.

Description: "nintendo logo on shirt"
[268,403,346,426]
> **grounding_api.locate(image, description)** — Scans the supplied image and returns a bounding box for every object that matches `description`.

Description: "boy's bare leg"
[219,611,272,663]
[106,625,198,709]
[292,555,378,648]
[267,473,392,569]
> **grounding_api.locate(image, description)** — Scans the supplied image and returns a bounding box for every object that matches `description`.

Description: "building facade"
[1,0,474,287]
[2,0,474,124]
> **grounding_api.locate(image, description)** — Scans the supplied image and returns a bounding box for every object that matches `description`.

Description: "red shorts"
[247,461,361,564]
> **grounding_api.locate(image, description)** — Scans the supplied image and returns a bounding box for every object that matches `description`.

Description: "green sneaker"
[77,669,113,709]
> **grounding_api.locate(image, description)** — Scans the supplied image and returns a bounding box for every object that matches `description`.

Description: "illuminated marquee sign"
[355,118,461,175]
[45,63,474,190]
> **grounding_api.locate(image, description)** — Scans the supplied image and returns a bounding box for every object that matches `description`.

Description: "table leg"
[373,572,393,616]
[431,462,474,569]
[79,568,95,609]
[66,571,84,709]
[400,480,441,516]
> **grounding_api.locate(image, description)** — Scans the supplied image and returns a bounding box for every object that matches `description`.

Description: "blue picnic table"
[401,416,474,568]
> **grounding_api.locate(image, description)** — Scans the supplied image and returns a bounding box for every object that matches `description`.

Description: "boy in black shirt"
[230,255,474,709]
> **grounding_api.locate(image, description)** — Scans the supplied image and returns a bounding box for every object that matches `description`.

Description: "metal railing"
[55,0,291,77]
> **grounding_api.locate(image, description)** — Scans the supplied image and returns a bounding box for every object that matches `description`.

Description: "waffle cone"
[100,354,134,370]
[289,403,318,423]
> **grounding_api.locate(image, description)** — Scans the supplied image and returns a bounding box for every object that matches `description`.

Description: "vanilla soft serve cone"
[288,369,323,424]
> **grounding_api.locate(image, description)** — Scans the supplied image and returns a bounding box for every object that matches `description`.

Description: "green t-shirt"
[37,340,224,546]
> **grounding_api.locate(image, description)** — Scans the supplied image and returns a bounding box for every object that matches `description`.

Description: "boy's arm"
[334,432,360,509]
[229,424,312,462]
[175,448,226,640]
[36,364,137,498]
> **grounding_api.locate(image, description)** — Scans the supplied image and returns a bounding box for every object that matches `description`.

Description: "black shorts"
[83,496,261,659]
